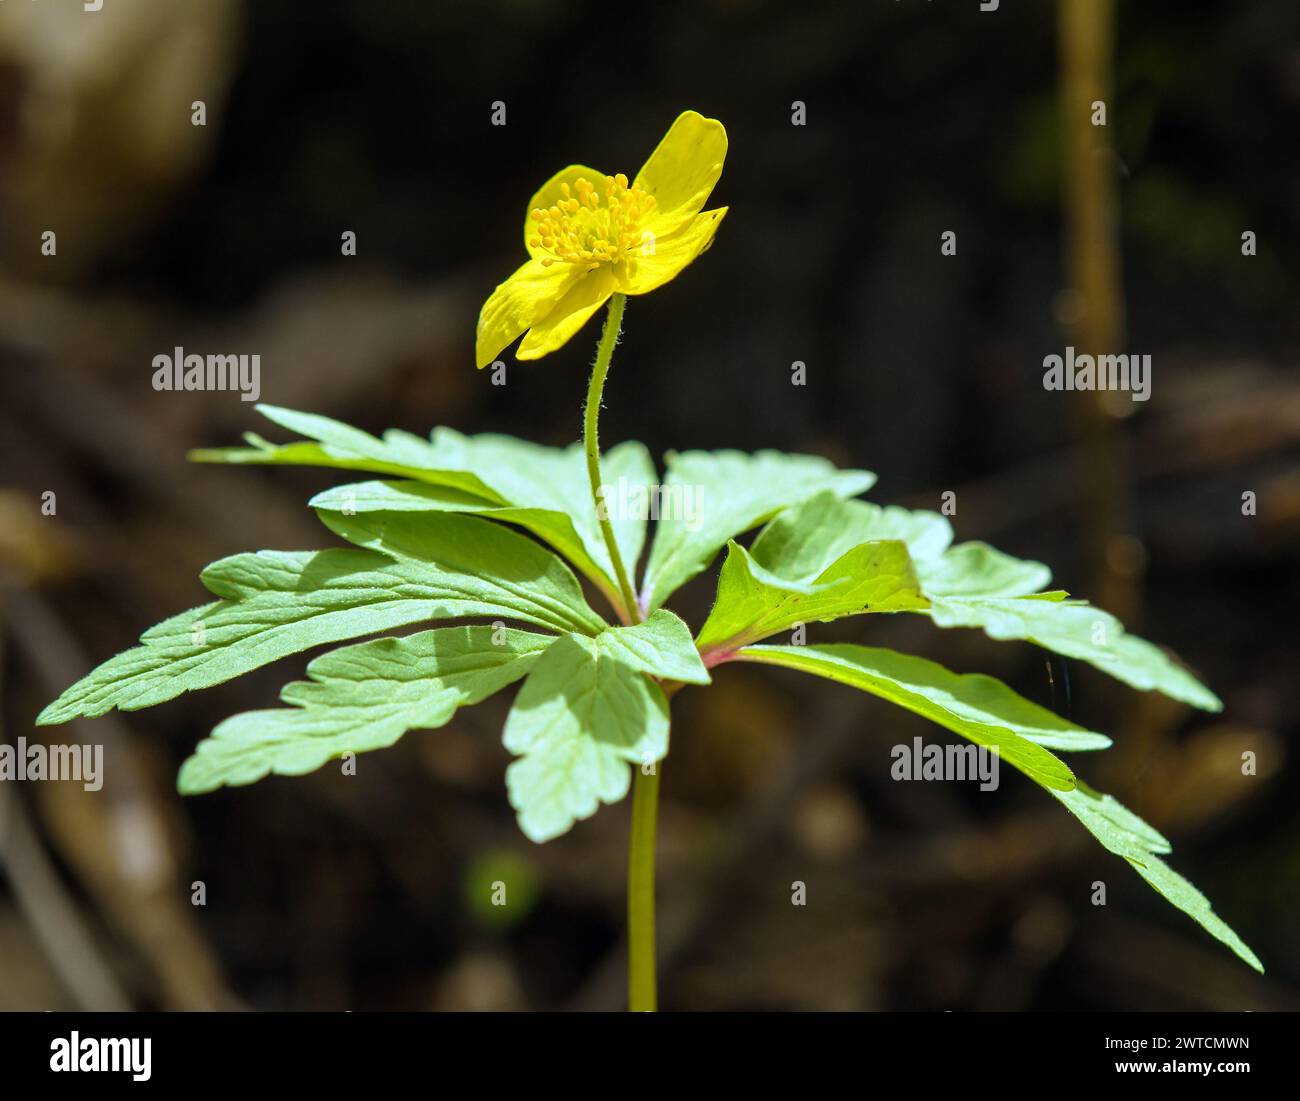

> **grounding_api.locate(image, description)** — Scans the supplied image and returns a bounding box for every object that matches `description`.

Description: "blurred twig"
[1059,0,1136,619]
[0,629,130,1010]
[2,583,236,1010]
[898,365,1300,540]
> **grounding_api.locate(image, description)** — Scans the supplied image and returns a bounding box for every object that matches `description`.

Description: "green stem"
[583,293,640,625]
[627,764,660,1012]
[583,292,659,1011]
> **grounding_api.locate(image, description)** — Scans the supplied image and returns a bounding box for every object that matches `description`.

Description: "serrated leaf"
[596,609,710,685]
[178,626,554,793]
[1052,784,1262,971]
[311,478,621,605]
[737,642,1259,971]
[641,450,876,613]
[686,481,1214,709]
[751,490,1054,597]
[189,432,472,486]
[199,406,655,612]
[39,513,605,724]
[315,510,607,636]
[310,440,654,612]
[917,541,1052,598]
[421,429,655,596]
[696,540,925,654]
[750,491,952,581]
[736,643,1089,788]
[925,595,1221,711]
[190,406,503,499]
[503,629,672,843]
[791,494,1216,710]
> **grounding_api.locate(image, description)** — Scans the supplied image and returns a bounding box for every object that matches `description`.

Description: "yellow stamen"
[529,173,657,272]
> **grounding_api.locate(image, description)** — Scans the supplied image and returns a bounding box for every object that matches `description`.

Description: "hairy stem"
[627,764,660,1011]
[582,292,661,1010]
[583,292,640,625]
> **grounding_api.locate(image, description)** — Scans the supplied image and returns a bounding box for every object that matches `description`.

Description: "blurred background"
[0,0,1297,1011]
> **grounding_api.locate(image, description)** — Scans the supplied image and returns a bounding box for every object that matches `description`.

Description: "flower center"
[529,174,656,271]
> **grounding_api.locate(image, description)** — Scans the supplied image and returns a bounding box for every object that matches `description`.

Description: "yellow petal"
[476,258,578,368]
[633,111,727,237]
[517,267,616,361]
[617,207,727,296]
[522,163,605,259]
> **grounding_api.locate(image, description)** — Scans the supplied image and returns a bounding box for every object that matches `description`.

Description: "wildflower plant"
[39,110,1262,1010]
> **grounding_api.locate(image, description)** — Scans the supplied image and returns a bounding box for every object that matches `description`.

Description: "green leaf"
[696,540,925,654]
[316,510,607,636]
[199,406,656,609]
[178,626,554,793]
[839,501,1218,709]
[1052,784,1263,972]
[641,451,876,613]
[774,493,1214,709]
[596,609,710,685]
[924,595,1221,711]
[310,442,653,610]
[738,642,1260,971]
[917,541,1052,598]
[190,405,503,499]
[785,493,1218,708]
[311,478,619,603]
[750,491,952,580]
[503,621,686,842]
[420,429,655,596]
[39,514,605,724]
[744,501,1217,709]
[736,643,1089,788]
[752,491,1053,596]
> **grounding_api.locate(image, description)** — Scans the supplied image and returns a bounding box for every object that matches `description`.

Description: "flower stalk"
[583,292,639,625]
[582,291,661,1011]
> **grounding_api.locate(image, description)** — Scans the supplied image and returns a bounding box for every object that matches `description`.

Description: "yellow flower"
[475,110,729,368]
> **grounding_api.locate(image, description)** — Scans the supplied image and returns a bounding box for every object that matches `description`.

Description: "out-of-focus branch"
[2,584,236,1010]
[1059,0,1137,620]
[0,631,130,1010]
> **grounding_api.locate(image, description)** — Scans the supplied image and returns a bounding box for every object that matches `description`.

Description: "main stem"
[581,292,661,1012]
[627,765,660,1011]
